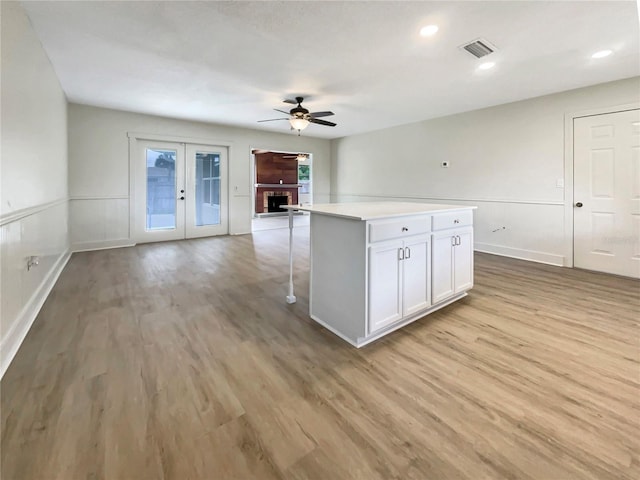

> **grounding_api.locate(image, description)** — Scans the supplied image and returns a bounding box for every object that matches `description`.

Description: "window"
[298,164,311,194]
[298,164,310,181]
[198,154,220,205]
[195,153,221,226]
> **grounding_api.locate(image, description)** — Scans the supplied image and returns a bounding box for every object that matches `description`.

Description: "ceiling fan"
[258,97,336,134]
[282,153,309,161]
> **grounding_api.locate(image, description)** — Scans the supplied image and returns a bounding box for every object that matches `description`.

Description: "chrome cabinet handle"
[454,219,460,224]
[402,227,409,232]
[398,247,405,260]
[405,247,411,259]
[456,235,461,245]
[451,236,456,246]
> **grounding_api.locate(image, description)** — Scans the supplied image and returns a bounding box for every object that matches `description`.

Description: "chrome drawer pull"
[402,227,409,232]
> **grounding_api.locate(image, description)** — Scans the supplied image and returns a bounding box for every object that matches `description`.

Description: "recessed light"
[592,49,613,59]
[478,62,495,70]
[420,25,439,37]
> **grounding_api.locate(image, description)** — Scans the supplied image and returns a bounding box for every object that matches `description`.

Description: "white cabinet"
[402,234,431,316]
[432,226,473,304]
[368,234,430,333]
[299,202,475,348]
[368,239,403,331]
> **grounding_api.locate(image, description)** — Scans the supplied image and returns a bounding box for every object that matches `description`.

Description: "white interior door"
[135,140,228,243]
[574,109,640,278]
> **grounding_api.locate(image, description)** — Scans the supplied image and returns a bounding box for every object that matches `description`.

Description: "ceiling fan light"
[289,117,309,131]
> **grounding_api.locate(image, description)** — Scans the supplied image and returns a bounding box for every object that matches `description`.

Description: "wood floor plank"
[1,226,639,479]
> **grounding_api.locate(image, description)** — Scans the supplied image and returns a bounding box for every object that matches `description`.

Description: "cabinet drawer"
[432,210,473,231]
[369,216,430,243]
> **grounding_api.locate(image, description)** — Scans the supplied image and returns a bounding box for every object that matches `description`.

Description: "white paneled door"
[574,109,640,278]
[135,140,228,243]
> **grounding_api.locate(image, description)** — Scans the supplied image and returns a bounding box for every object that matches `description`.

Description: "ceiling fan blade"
[274,108,291,115]
[283,99,298,105]
[309,118,337,127]
[309,111,334,118]
[257,118,288,123]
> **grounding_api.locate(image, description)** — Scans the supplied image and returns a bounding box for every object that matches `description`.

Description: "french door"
[134,140,228,243]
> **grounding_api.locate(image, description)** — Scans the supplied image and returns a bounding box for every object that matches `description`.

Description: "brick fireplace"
[264,191,292,212]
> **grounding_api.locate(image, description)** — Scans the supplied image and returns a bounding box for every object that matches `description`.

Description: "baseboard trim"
[0,250,71,379]
[475,242,565,267]
[71,239,135,252]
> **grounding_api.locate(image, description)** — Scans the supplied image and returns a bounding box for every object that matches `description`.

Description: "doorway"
[133,139,228,243]
[251,149,312,231]
[573,108,639,278]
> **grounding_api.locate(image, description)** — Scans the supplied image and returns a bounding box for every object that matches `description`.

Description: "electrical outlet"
[441,161,449,168]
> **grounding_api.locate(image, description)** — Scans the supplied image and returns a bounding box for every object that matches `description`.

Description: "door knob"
[575,202,583,208]
[180,189,185,194]
[179,196,185,200]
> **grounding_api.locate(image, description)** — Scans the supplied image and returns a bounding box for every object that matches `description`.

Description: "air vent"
[460,38,497,58]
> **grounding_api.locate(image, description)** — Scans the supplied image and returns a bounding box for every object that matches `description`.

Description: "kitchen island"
[283,202,477,347]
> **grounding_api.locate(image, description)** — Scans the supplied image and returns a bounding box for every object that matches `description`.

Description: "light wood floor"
[1,227,639,479]
[252,213,310,232]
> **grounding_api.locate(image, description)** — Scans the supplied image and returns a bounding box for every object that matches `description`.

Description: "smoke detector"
[459,38,497,58]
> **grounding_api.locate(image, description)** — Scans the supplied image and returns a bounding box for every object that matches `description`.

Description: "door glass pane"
[195,152,220,226]
[146,148,176,230]
[298,164,311,194]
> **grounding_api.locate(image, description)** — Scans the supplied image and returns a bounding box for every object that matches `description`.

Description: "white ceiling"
[21,1,640,139]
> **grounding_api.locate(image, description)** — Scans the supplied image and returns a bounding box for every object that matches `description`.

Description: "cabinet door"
[432,232,455,304]
[368,240,403,333]
[454,228,474,293]
[402,235,430,316]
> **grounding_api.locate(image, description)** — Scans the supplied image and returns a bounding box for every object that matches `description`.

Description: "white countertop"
[282,202,477,220]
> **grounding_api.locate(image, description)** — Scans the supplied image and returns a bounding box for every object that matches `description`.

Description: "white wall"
[68,104,332,250]
[0,1,70,377]
[331,77,640,266]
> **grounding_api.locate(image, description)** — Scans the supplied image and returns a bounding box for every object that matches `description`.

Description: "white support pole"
[286,208,297,304]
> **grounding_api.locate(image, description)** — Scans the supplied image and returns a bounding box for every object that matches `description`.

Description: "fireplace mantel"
[255,183,301,188]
